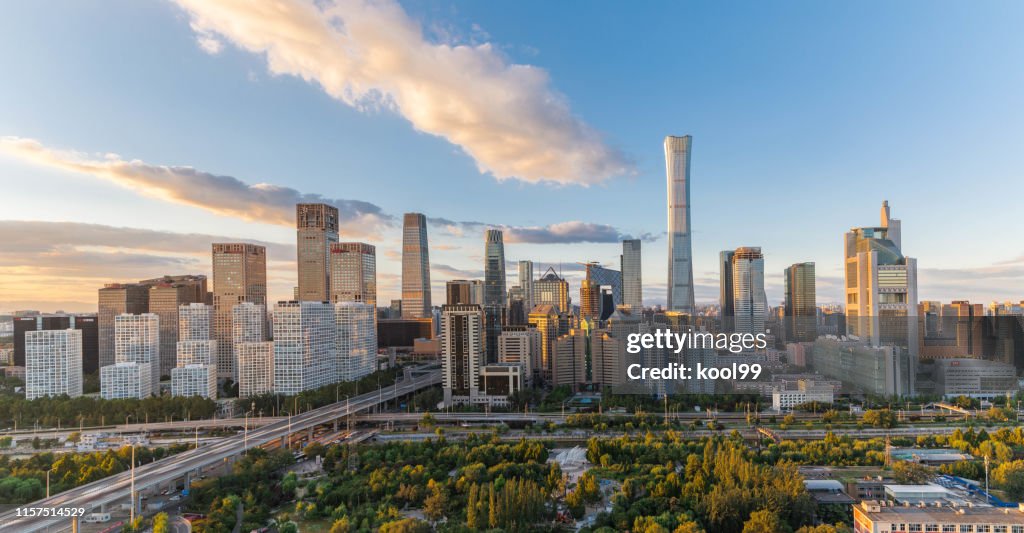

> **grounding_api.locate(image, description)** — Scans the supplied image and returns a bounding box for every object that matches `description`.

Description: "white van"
[83,513,111,523]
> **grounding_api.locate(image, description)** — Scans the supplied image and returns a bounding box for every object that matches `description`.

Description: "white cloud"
[171,0,631,185]
[0,136,391,237]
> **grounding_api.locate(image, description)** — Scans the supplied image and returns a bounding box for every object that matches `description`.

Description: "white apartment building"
[114,313,160,392]
[25,329,83,399]
[100,362,152,399]
[178,303,213,341]
[334,302,376,382]
[170,364,217,398]
[273,301,335,395]
[237,341,274,398]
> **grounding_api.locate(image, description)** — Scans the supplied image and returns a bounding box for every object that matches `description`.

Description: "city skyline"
[2,1,1024,312]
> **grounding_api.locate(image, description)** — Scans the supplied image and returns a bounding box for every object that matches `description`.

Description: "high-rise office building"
[497,326,539,381]
[784,262,817,342]
[665,135,696,314]
[296,203,339,302]
[25,329,83,399]
[334,302,376,382]
[719,250,735,330]
[591,328,622,390]
[534,267,570,314]
[212,243,267,380]
[273,301,335,395]
[145,275,207,376]
[483,229,507,361]
[237,341,274,398]
[583,262,622,310]
[446,280,483,306]
[844,201,919,355]
[98,284,150,367]
[506,287,527,326]
[114,313,160,393]
[621,240,642,311]
[585,261,622,311]
[580,279,603,321]
[484,230,507,307]
[527,304,560,380]
[727,247,767,337]
[441,304,484,405]
[518,260,534,312]
[100,362,152,399]
[329,242,376,306]
[401,213,432,318]
[553,329,587,390]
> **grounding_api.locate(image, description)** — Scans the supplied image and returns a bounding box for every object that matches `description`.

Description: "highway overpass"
[0,370,441,532]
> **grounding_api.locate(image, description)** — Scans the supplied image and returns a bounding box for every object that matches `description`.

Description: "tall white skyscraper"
[237,341,274,398]
[334,302,376,382]
[621,239,642,311]
[517,260,534,312]
[665,135,695,313]
[273,301,335,395]
[113,313,159,394]
[25,329,83,399]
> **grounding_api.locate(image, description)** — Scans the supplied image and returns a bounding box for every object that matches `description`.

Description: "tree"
[742,509,789,533]
[863,409,897,428]
[303,442,325,460]
[992,460,1024,500]
[329,516,352,533]
[674,519,705,533]
[378,518,431,533]
[892,461,932,484]
[422,479,447,522]
[152,512,169,533]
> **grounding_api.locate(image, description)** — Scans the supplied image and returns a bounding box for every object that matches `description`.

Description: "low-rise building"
[772,379,835,411]
[478,363,524,407]
[853,500,1024,533]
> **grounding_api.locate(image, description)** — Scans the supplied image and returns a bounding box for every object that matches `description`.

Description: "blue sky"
[1,0,1023,312]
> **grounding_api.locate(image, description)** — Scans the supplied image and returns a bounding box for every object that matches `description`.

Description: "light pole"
[129,443,137,524]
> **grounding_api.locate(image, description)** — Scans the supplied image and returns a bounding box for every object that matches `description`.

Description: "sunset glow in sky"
[2,0,1023,312]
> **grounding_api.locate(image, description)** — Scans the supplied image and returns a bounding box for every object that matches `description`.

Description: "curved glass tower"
[665,135,695,313]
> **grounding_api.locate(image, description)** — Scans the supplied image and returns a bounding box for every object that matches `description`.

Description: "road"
[0,370,441,533]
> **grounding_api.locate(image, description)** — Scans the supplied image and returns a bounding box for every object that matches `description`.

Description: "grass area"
[294,517,334,533]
